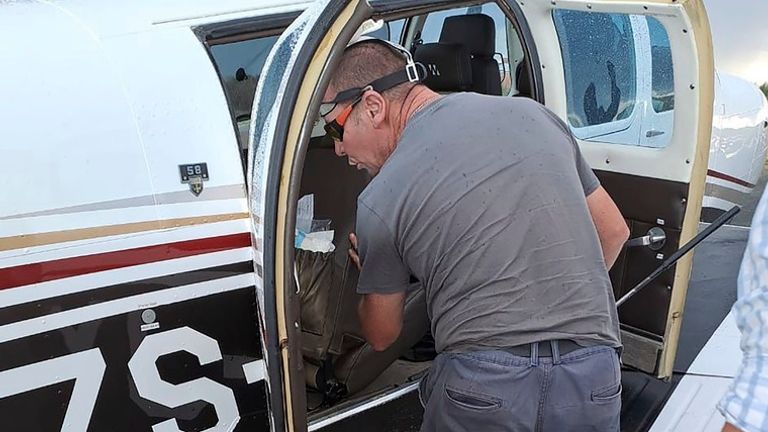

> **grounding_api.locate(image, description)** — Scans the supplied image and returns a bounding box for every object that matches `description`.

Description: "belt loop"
[551,340,561,365]
[530,342,539,367]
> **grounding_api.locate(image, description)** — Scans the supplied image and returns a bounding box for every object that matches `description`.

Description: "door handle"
[626,227,666,250]
[645,130,665,138]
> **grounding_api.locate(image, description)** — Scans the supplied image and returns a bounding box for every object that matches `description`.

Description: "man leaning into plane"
[320,37,629,431]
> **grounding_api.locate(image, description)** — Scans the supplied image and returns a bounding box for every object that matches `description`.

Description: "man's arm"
[586,186,629,269]
[348,232,407,352]
[358,292,407,351]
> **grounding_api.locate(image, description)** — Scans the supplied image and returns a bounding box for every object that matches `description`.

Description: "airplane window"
[419,3,515,96]
[365,18,406,44]
[209,34,281,147]
[388,19,406,44]
[553,10,637,130]
[648,17,674,113]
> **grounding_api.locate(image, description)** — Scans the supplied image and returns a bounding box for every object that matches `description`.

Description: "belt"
[505,339,583,357]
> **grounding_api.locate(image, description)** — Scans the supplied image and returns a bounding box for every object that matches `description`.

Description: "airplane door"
[250,15,713,432]
[519,0,714,378]
[246,1,371,429]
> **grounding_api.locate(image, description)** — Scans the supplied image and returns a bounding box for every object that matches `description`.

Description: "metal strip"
[0,184,247,221]
[308,382,420,431]
[0,212,250,252]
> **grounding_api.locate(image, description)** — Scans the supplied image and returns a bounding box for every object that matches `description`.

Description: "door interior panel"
[619,219,677,337]
[597,171,688,230]
[596,170,689,368]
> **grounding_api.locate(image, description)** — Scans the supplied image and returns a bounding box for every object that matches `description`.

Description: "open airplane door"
[246,1,372,429]
[249,3,713,429]
[517,0,714,378]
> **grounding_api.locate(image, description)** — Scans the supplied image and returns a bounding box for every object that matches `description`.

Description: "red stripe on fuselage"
[707,169,756,189]
[0,233,252,290]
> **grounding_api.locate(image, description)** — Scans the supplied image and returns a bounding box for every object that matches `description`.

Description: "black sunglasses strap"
[332,64,426,103]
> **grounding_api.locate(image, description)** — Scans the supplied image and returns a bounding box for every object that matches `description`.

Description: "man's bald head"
[328,41,414,102]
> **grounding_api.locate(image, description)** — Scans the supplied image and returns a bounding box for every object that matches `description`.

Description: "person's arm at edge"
[586,186,629,269]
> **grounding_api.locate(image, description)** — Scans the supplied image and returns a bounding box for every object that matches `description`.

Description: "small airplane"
[0,0,764,431]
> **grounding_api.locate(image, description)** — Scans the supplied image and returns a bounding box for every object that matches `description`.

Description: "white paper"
[298,230,335,253]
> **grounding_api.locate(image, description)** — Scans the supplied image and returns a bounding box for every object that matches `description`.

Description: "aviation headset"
[325,36,427,104]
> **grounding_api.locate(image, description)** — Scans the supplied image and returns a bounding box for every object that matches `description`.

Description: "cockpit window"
[553,10,637,129]
[553,10,675,148]
[649,17,674,113]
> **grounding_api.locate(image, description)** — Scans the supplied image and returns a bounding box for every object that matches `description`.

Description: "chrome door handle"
[626,227,666,250]
[645,130,665,138]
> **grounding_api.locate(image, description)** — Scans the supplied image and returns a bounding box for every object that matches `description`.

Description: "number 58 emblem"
[179,163,209,197]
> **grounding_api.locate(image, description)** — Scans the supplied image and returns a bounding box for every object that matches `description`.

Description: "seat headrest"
[413,42,473,92]
[439,14,496,57]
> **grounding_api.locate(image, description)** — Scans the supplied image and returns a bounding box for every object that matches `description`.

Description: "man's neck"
[395,86,440,136]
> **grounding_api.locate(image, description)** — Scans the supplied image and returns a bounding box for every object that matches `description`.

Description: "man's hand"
[348,232,362,271]
[722,423,742,432]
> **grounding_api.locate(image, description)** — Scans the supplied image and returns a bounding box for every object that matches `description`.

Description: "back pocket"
[445,385,502,411]
[591,382,622,404]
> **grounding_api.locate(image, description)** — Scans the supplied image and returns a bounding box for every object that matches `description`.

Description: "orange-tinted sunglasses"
[322,91,366,142]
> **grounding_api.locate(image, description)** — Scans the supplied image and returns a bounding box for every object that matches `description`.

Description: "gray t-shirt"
[356,92,620,353]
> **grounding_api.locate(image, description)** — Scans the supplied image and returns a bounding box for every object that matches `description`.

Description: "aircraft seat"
[413,42,473,93]
[297,139,429,400]
[439,14,503,96]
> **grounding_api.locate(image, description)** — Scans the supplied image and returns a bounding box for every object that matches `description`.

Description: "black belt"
[505,339,583,357]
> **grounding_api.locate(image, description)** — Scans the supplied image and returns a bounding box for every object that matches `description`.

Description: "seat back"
[439,14,502,95]
[413,42,473,93]
[298,141,367,364]
[298,139,429,397]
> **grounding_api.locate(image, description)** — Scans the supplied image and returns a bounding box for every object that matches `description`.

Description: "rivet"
[587,4,592,9]
[690,84,696,90]
[605,158,610,164]
[666,285,672,291]
[683,29,688,34]
[681,197,687,204]
[294,321,300,329]
[685,159,691,164]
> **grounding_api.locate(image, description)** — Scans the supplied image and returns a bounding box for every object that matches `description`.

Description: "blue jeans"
[418,343,621,432]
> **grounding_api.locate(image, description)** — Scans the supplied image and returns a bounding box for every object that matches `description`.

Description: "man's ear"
[362,91,387,128]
